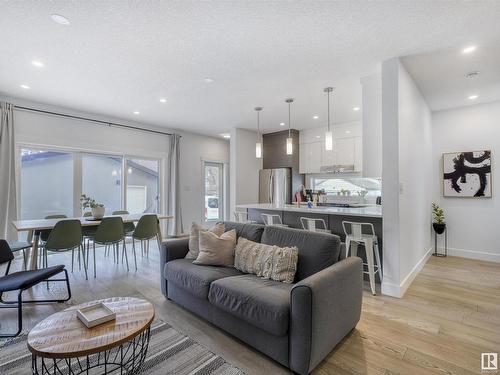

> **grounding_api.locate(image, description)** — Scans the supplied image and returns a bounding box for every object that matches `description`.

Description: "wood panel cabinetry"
[299,122,362,174]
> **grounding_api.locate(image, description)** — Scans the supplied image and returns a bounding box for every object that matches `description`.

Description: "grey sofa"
[160,222,362,375]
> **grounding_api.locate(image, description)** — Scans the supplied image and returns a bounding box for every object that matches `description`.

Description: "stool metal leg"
[374,242,383,282]
[365,238,376,295]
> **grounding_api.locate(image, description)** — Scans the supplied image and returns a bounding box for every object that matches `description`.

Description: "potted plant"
[432,202,446,234]
[81,194,105,219]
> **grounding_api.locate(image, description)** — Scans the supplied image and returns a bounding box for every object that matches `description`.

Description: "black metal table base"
[32,327,150,375]
[432,227,448,257]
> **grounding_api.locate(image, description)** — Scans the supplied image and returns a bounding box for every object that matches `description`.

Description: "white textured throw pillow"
[193,229,237,267]
[234,237,298,284]
[185,222,225,259]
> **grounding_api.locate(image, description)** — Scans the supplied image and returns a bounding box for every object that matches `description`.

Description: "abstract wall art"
[443,150,492,197]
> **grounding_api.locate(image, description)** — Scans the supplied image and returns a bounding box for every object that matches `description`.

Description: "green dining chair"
[6,241,32,270]
[39,214,67,267]
[112,210,135,235]
[131,214,158,270]
[82,212,98,256]
[43,220,85,279]
[91,217,128,278]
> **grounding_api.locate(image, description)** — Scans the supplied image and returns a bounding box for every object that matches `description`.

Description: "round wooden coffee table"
[27,297,155,375]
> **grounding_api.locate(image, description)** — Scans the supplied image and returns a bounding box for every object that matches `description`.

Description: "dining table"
[11,214,173,270]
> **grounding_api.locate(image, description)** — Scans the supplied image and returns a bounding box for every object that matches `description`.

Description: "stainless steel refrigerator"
[259,168,291,205]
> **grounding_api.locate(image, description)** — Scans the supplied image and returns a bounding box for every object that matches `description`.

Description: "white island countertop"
[237,203,382,218]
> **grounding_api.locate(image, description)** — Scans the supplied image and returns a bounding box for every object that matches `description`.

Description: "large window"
[126,158,160,214]
[19,148,161,219]
[204,162,223,221]
[311,177,382,199]
[20,149,74,219]
[82,154,123,215]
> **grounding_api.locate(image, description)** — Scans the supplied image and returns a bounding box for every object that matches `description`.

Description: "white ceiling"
[1,1,500,137]
[402,44,500,112]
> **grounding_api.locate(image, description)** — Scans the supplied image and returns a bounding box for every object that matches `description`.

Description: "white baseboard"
[444,247,500,263]
[381,246,433,298]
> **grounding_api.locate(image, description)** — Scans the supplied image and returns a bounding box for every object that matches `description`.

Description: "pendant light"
[285,98,294,155]
[255,107,263,159]
[324,87,334,151]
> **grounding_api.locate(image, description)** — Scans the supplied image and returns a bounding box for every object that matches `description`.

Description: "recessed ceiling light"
[345,130,351,134]
[313,115,319,119]
[315,135,321,139]
[353,106,360,111]
[133,110,140,115]
[32,60,44,68]
[468,95,478,100]
[203,78,214,84]
[20,84,30,89]
[51,14,70,25]
[220,133,230,139]
[159,98,167,103]
[280,122,285,126]
[462,46,476,54]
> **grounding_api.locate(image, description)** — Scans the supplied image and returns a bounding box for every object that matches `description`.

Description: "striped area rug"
[0,320,245,375]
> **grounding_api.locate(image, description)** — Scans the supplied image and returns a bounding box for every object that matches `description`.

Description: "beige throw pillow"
[185,222,225,259]
[193,229,237,267]
[234,237,298,284]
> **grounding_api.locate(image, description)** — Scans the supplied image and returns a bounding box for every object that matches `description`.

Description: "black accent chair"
[0,240,71,338]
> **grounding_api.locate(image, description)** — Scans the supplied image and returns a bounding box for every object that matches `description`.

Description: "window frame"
[16,142,164,219]
[202,160,225,223]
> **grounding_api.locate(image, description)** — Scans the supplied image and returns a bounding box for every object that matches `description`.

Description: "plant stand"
[433,226,447,257]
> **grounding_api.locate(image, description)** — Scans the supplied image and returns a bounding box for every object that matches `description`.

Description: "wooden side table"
[27,297,155,374]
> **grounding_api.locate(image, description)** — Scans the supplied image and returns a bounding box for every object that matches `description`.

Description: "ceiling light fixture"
[20,84,30,89]
[280,122,285,126]
[51,14,70,25]
[32,60,44,68]
[285,98,294,155]
[203,78,214,83]
[468,95,478,100]
[255,107,263,159]
[221,133,230,139]
[353,106,360,111]
[324,87,334,151]
[462,46,476,54]
[313,115,319,119]
[159,98,167,103]
[133,110,140,115]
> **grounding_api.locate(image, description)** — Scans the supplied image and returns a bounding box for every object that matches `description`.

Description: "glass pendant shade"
[286,137,293,155]
[256,142,262,158]
[325,131,333,151]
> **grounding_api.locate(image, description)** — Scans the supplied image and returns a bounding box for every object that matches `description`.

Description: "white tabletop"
[236,203,382,218]
[12,214,173,232]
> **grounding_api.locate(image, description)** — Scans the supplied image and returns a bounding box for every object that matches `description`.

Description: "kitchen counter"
[236,203,382,218]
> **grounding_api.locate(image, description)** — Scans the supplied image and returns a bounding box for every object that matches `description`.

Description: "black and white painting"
[443,150,492,197]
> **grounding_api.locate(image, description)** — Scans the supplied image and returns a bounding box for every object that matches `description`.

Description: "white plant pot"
[92,206,105,219]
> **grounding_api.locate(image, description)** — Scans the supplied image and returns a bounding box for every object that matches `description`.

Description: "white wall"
[432,101,500,262]
[382,58,433,297]
[4,96,229,234]
[361,73,382,178]
[230,128,262,216]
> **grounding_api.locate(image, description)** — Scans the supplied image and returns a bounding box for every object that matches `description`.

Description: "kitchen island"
[236,203,383,282]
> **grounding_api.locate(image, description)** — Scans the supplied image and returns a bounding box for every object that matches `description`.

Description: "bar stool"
[342,221,382,295]
[300,217,330,233]
[233,211,255,223]
[261,214,288,227]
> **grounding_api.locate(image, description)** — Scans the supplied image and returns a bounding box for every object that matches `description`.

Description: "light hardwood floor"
[1,245,499,374]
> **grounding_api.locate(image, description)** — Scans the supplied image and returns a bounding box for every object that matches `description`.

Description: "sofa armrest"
[159,238,189,296]
[289,257,363,375]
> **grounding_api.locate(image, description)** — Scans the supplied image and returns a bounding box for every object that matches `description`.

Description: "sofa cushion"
[261,226,340,281]
[208,274,293,336]
[223,221,265,243]
[164,259,243,299]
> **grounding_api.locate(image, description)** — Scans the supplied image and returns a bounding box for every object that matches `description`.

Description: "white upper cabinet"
[299,121,362,174]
